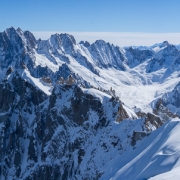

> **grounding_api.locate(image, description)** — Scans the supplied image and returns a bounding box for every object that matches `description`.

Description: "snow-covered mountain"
[1,27,180,179]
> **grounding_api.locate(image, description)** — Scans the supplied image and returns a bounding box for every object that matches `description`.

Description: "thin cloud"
[32,31,180,47]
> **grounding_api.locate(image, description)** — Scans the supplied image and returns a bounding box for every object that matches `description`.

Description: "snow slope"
[68,62,180,113]
[149,166,180,180]
[101,118,180,180]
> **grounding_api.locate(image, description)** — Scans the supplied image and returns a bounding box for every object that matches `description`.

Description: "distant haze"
[32,32,180,47]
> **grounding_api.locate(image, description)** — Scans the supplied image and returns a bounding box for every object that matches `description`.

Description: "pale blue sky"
[1,0,180,46]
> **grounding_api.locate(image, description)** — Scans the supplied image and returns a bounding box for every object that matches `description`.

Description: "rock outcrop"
[0,72,148,179]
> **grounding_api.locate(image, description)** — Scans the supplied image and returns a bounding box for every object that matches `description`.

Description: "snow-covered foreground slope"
[101,118,180,180]
[149,166,180,180]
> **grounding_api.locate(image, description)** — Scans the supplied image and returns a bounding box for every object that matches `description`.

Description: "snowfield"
[101,118,180,180]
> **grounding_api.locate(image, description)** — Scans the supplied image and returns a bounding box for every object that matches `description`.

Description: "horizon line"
[32,31,180,47]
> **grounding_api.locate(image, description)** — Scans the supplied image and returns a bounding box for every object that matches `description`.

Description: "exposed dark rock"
[131,131,149,147]
[153,98,179,122]
[0,77,134,179]
[116,104,129,122]
[135,110,163,131]
[126,47,153,68]
[6,66,13,76]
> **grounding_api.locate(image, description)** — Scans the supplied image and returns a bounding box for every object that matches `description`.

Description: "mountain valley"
[0,27,180,179]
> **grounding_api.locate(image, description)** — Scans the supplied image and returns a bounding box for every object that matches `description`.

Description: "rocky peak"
[89,40,126,70]
[0,28,25,69]
[4,26,17,36]
[0,27,38,71]
[16,27,24,35]
[49,33,62,48]
[3,27,36,49]
[38,33,77,58]
[24,30,37,48]
[161,40,170,47]
[49,33,76,48]
[93,39,107,46]
[79,40,90,47]
[59,33,77,56]
[3,27,31,48]
[146,43,180,73]
[155,41,178,57]
[59,33,76,45]
[3,27,23,45]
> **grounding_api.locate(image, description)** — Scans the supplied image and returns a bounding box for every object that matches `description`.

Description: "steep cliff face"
[125,47,153,68]
[0,70,47,179]
[154,82,180,118]
[0,27,36,71]
[146,42,180,73]
[88,40,126,70]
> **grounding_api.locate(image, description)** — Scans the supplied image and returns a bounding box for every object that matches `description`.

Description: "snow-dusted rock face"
[162,81,180,108]
[37,33,77,63]
[146,42,180,73]
[0,27,36,69]
[1,27,180,179]
[88,40,126,70]
[125,47,153,68]
[1,27,180,85]
[157,81,180,117]
[0,71,150,179]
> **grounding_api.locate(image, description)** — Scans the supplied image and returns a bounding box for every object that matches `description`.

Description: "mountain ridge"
[1,27,180,179]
